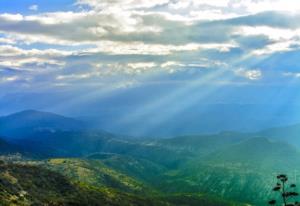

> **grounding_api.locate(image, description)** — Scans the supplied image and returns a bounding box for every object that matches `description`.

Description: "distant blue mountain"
[80,104,300,137]
[0,137,23,155]
[2,91,300,137]
[0,110,87,139]
[257,123,300,148]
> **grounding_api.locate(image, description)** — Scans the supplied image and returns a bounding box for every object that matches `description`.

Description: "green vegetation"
[3,110,300,205]
[0,160,245,206]
[0,161,96,206]
[45,158,152,194]
[268,174,299,206]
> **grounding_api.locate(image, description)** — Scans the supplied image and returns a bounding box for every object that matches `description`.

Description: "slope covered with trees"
[2,110,300,205]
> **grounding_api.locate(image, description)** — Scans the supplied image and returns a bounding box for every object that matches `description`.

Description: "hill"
[205,137,300,171]
[3,110,300,205]
[0,138,23,156]
[0,110,185,167]
[150,131,251,156]
[45,158,153,194]
[8,129,186,167]
[0,160,245,206]
[258,123,300,148]
[0,161,143,206]
[0,110,86,139]
[158,137,300,205]
[87,153,168,184]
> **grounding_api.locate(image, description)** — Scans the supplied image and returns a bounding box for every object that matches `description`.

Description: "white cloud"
[1,0,300,91]
[161,61,184,68]
[251,41,300,56]
[236,26,298,41]
[233,0,300,14]
[0,45,69,72]
[0,45,71,58]
[76,0,170,10]
[56,73,95,80]
[0,76,19,83]
[235,26,300,55]
[235,68,262,80]
[0,37,15,44]
[88,41,236,55]
[29,5,39,11]
[283,72,300,78]
[127,62,157,69]
[0,13,23,21]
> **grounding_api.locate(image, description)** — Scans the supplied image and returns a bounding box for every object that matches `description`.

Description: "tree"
[269,174,299,206]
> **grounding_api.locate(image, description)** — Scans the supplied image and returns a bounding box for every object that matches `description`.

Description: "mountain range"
[1,110,300,205]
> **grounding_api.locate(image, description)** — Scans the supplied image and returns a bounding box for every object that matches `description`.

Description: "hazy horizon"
[2,1,300,205]
[2,0,300,137]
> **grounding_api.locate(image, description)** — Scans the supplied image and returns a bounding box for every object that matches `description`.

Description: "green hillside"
[2,111,300,205]
[0,161,101,206]
[0,160,245,206]
[151,131,251,156]
[45,158,153,194]
[87,153,168,183]
[158,138,300,205]
[205,137,300,171]
[258,123,300,148]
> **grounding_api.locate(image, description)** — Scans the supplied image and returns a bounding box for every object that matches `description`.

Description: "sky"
[2,0,300,135]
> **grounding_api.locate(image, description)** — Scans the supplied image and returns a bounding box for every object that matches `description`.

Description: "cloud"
[29,5,39,11]
[0,37,15,44]
[1,0,300,92]
[76,0,170,10]
[0,45,69,80]
[283,72,300,78]
[235,68,262,80]
[232,0,300,14]
[0,76,19,83]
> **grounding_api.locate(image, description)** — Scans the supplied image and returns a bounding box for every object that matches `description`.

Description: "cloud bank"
[1,0,300,93]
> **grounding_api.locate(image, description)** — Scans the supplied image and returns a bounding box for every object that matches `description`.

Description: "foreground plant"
[269,174,299,206]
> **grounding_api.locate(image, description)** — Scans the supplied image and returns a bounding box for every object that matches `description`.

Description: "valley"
[1,110,300,205]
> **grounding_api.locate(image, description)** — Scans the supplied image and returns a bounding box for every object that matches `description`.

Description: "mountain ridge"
[0,110,87,139]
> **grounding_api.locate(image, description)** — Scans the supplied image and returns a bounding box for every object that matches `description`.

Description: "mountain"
[3,110,300,205]
[0,137,23,155]
[0,109,186,165]
[0,110,185,167]
[205,137,300,171]
[257,123,300,148]
[0,160,245,206]
[78,103,300,137]
[159,137,300,205]
[9,129,186,168]
[0,110,86,139]
[45,158,246,206]
[0,161,172,206]
[150,131,252,156]
[87,153,168,184]
[45,158,154,194]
